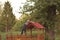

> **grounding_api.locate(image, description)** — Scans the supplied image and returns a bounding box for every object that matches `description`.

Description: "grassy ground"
[55,30,60,40]
[0,30,60,40]
[0,30,44,40]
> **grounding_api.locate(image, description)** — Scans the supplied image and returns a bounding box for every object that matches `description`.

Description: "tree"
[12,13,30,31]
[23,0,60,40]
[0,3,4,32]
[1,1,16,32]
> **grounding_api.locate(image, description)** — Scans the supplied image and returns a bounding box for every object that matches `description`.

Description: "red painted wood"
[6,34,44,40]
[0,35,1,40]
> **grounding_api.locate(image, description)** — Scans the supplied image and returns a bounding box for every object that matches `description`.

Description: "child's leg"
[21,24,27,35]
[24,29,26,35]
[21,29,24,35]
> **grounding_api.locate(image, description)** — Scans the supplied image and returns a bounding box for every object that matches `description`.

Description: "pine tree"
[1,1,16,32]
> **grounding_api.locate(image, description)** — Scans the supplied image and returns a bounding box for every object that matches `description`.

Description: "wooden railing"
[0,34,44,40]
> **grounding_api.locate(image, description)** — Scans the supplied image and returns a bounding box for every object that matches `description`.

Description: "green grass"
[55,30,60,40]
[0,30,60,40]
[0,31,21,40]
[0,31,44,40]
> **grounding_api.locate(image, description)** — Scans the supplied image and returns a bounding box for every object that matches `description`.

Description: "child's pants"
[21,24,27,35]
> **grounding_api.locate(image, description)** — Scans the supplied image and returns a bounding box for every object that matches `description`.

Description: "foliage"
[12,13,30,31]
[23,0,60,40]
[0,1,16,32]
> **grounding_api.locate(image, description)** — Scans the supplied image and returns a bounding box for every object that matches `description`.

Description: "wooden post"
[31,29,32,36]
[30,29,32,40]
[10,34,13,40]
[37,29,44,40]
[16,34,20,40]
[37,28,40,40]
[0,35,1,40]
[6,34,8,40]
[22,35,27,40]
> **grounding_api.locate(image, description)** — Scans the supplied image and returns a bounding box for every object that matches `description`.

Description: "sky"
[0,0,27,19]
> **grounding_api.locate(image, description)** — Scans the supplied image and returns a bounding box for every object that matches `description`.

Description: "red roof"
[27,22,44,29]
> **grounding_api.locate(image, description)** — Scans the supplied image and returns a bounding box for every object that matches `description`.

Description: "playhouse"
[27,22,44,34]
[0,22,45,40]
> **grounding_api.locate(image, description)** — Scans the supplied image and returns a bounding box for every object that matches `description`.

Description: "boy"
[21,20,30,35]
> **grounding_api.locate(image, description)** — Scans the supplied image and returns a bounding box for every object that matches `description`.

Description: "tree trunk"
[45,5,56,40]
